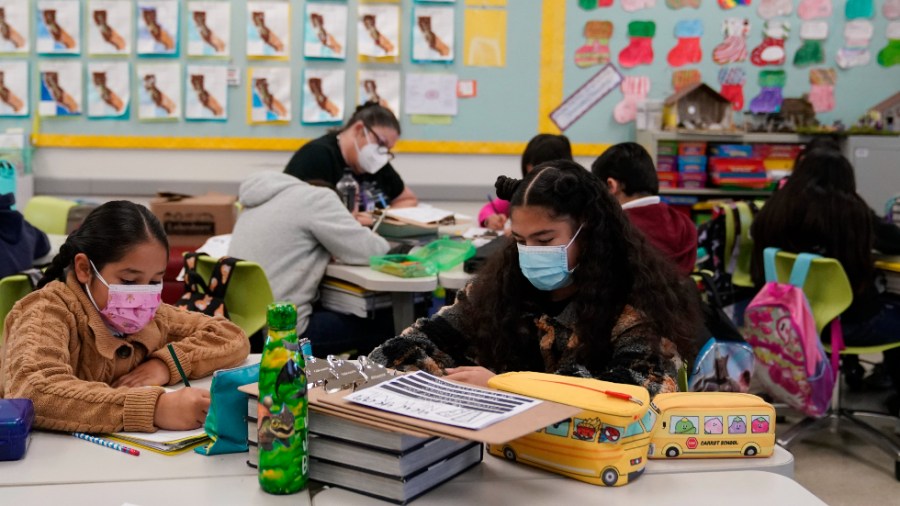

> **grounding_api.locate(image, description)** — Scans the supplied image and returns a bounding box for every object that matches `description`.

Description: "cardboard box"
[149,192,237,247]
[657,155,678,172]
[678,155,707,173]
[657,171,679,188]
[678,141,707,156]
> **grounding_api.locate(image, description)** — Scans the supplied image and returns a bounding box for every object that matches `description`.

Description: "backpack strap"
[763,247,781,283]
[829,317,844,381]
[788,252,821,288]
[207,256,239,298]
[722,204,737,270]
[731,201,755,288]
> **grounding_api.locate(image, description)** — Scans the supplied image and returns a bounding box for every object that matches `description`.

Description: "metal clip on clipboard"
[304,355,396,394]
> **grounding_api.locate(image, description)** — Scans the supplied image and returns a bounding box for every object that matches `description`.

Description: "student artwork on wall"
[622,0,657,12]
[358,70,400,116]
[247,1,289,60]
[713,18,749,64]
[38,60,82,117]
[667,0,701,9]
[136,63,181,120]
[36,0,81,55]
[187,1,230,58]
[185,65,227,121]
[305,2,347,60]
[248,66,290,124]
[358,4,400,62]
[302,68,345,124]
[0,0,30,54]
[137,0,179,56]
[0,61,28,117]
[88,1,132,56]
[87,61,129,118]
[412,5,455,63]
[463,7,506,67]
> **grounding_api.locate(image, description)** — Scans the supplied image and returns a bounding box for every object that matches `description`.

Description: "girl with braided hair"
[370,160,701,395]
[1,201,249,433]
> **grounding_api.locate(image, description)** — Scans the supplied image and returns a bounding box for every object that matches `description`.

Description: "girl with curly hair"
[370,160,701,395]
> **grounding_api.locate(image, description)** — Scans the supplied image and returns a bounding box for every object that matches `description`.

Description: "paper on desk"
[386,206,454,224]
[111,428,207,444]
[405,73,458,116]
[345,371,541,430]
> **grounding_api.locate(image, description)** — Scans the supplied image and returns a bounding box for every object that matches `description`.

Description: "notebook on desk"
[106,428,209,455]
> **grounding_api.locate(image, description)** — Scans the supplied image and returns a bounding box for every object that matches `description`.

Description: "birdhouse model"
[662,83,734,131]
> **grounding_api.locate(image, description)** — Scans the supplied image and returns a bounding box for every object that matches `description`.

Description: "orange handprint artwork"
[91,72,125,112]
[41,9,76,49]
[0,71,24,113]
[43,71,79,113]
[254,77,287,118]
[307,77,339,118]
[0,7,26,49]
[143,74,176,114]
[251,11,284,53]
[190,74,223,117]
[192,11,225,52]
[362,14,395,54]
[141,7,174,51]
[417,16,450,57]
[93,10,126,50]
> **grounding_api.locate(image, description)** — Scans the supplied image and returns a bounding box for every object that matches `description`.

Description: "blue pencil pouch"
[0,399,34,461]
[195,362,260,456]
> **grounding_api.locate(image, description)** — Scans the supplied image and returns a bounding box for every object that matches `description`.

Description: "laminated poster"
[247,1,289,59]
[357,70,400,116]
[187,1,230,57]
[305,2,347,60]
[137,63,181,120]
[185,65,227,121]
[137,0,179,56]
[249,67,291,123]
[405,73,458,116]
[36,0,81,55]
[38,60,82,117]
[88,0,132,55]
[358,4,399,61]
[0,60,28,117]
[87,61,130,118]
[302,69,345,124]
[463,8,506,67]
[412,6,454,63]
[0,0,30,54]
[549,64,623,131]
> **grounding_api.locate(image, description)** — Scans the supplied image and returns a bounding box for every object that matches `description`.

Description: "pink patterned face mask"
[85,261,163,335]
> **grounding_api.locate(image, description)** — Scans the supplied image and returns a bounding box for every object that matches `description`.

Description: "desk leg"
[390,292,416,334]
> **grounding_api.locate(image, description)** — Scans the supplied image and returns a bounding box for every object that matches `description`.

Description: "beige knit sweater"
[0,272,250,433]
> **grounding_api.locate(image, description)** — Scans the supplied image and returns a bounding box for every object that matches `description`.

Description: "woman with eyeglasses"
[369,160,701,394]
[284,102,418,218]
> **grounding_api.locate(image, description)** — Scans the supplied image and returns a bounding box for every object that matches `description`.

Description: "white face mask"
[354,127,391,175]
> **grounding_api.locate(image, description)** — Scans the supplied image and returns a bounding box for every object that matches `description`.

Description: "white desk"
[33,233,66,265]
[0,476,310,506]
[437,264,473,291]
[325,263,437,333]
[645,445,794,478]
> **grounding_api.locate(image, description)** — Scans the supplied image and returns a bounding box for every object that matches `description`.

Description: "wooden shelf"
[641,130,806,144]
[660,188,772,197]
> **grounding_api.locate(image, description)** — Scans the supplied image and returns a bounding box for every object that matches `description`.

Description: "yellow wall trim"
[537,0,566,135]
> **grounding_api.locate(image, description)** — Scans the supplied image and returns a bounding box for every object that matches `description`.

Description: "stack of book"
[245,391,482,504]
[106,428,209,455]
[876,256,900,295]
[319,277,393,318]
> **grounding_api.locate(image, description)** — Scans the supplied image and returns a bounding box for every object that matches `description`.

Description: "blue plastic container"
[0,399,34,461]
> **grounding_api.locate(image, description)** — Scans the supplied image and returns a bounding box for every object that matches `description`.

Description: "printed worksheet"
[345,371,541,430]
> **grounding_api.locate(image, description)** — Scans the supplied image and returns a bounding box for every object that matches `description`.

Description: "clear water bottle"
[336,168,359,212]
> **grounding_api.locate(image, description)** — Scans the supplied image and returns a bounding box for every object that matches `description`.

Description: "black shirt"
[284,132,405,209]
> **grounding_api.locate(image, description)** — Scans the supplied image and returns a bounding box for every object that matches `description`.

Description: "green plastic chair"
[192,255,274,337]
[0,275,32,342]
[771,251,900,480]
[721,201,757,289]
[23,196,77,235]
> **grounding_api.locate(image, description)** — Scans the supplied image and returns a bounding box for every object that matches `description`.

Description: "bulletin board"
[1,0,898,155]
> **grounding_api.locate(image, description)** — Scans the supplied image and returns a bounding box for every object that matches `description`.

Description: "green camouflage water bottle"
[257,302,308,494]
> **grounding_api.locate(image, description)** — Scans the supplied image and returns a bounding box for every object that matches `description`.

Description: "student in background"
[371,161,701,394]
[228,172,393,357]
[750,148,900,414]
[0,192,50,278]
[0,201,249,433]
[479,134,573,231]
[284,102,417,212]
[591,142,697,275]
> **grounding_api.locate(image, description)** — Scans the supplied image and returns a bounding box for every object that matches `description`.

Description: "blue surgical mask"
[517,224,583,291]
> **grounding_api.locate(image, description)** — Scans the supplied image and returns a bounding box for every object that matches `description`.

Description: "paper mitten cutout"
[718,0,752,9]
[798,0,832,18]
[667,19,703,67]
[886,0,900,19]
[667,0,702,8]
[845,0,874,19]
[619,21,656,68]
[622,0,657,11]
[758,0,793,18]
[575,21,614,68]
[836,20,873,68]
[614,76,650,124]
[749,70,786,114]
[719,67,747,111]
[751,20,790,66]
[672,69,702,91]
[713,18,749,64]
[808,68,836,113]
[878,21,900,67]
[794,21,828,67]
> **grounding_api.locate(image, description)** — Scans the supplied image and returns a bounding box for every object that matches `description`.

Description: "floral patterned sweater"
[369,285,682,396]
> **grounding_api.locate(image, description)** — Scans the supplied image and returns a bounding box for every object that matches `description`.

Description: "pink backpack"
[743,248,843,418]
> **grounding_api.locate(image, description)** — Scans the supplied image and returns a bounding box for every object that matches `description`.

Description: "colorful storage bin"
[678,155,708,173]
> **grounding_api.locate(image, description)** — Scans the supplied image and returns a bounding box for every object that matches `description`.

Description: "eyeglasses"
[363,124,395,160]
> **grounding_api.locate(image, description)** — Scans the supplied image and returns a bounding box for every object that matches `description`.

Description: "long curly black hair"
[465,160,701,374]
